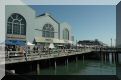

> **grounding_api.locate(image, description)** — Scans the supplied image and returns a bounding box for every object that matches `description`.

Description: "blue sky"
[31,5,116,46]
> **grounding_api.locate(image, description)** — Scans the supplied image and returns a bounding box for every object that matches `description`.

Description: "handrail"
[5,48,121,64]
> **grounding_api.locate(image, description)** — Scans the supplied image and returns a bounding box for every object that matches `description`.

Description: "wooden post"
[75,56,78,62]
[101,53,103,64]
[109,53,112,64]
[83,54,84,64]
[104,53,107,63]
[66,58,68,65]
[54,60,56,68]
[37,63,40,75]
[113,53,115,64]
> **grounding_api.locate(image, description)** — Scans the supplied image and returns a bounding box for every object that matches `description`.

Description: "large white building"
[5,5,74,48]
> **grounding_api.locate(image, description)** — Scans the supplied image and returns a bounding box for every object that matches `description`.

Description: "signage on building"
[6,34,26,40]
[45,38,53,42]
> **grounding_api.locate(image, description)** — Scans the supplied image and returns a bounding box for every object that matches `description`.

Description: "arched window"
[63,28,69,40]
[42,24,54,38]
[7,13,26,35]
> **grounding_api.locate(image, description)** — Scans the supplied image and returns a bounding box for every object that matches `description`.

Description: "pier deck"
[5,49,92,64]
[3,47,121,65]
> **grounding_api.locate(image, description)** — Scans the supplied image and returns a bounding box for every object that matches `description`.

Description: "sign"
[45,38,53,42]
[6,34,26,40]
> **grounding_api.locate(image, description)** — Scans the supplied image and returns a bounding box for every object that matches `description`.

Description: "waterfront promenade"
[5,48,93,64]
[4,47,121,65]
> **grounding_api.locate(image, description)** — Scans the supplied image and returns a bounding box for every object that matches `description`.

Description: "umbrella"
[26,42,35,46]
[49,43,55,49]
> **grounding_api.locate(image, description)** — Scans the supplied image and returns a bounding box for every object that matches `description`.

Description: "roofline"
[36,13,60,25]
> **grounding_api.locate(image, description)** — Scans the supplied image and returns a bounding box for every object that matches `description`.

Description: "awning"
[35,37,73,44]
[5,40,14,45]
[35,37,63,43]
[5,40,25,46]
[53,39,65,43]
[57,45,64,46]
[14,40,25,46]
[59,40,65,43]
[35,37,46,43]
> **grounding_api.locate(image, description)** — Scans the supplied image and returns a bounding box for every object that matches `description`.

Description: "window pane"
[42,24,54,38]
[13,20,20,34]
[7,13,26,35]
[63,29,69,40]
[13,23,20,34]
[7,23,12,34]
[21,25,26,35]
[21,19,26,24]
[8,17,13,22]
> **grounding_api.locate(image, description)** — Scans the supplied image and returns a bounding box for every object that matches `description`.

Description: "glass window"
[42,24,54,38]
[7,13,26,35]
[13,20,20,34]
[7,23,12,34]
[63,28,69,40]
[21,25,26,35]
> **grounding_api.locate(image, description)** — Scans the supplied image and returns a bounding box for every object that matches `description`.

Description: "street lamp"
[110,38,112,48]
[76,39,78,51]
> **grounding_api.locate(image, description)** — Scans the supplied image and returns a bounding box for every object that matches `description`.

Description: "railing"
[93,47,121,52]
[5,48,121,61]
[5,48,93,64]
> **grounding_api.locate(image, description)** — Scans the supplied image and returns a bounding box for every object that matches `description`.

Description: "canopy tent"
[26,42,35,46]
[77,44,83,47]
[49,43,55,49]
[57,45,64,47]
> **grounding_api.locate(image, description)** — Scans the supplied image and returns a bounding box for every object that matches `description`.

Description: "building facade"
[5,5,74,48]
[78,40,108,48]
[116,2,121,48]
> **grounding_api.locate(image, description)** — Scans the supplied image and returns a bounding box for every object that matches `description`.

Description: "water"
[38,60,116,75]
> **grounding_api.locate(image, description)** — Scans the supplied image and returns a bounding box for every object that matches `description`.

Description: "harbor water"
[6,52,117,75]
[38,57,116,75]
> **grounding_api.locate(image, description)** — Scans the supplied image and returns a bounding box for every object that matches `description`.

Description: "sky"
[31,5,116,46]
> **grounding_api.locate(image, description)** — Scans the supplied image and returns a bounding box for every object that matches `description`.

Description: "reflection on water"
[38,60,116,75]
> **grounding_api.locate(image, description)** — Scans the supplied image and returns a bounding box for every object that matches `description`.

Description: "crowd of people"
[5,44,76,58]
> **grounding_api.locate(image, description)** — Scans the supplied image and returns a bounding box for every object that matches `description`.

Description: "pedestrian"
[33,46,36,53]
[27,46,30,54]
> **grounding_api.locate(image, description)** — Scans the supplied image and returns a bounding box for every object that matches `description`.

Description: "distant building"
[5,5,74,48]
[77,40,108,48]
[116,2,121,48]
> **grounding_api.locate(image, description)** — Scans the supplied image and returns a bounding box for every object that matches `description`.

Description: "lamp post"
[111,38,112,48]
[76,39,77,51]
